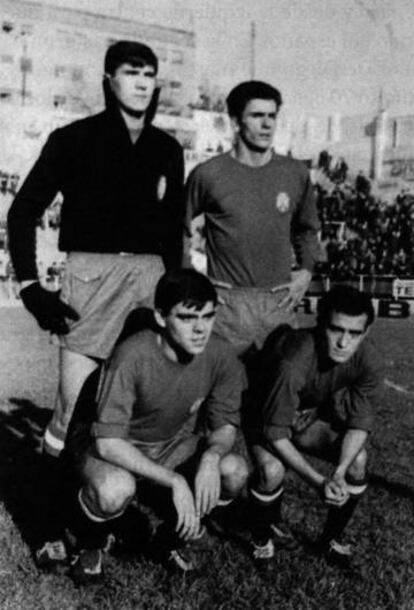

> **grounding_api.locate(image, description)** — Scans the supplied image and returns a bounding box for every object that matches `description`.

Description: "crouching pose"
[69,269,248,583]
[245,286,382,565]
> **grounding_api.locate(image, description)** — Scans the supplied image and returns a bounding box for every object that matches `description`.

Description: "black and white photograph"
[0,1,413,608]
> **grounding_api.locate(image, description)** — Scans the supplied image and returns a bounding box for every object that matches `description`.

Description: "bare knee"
[348,448,368,480]
[256,455,285,491]
[220,453,248,494]
[85,468,136,517]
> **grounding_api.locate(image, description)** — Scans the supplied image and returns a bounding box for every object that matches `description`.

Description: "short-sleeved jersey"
[248,325,383,441]
[92,329,245,443]
[185,152,320,288]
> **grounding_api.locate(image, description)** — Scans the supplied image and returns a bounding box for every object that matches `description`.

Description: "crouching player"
[245,285,383,565]
[68,269,248,582]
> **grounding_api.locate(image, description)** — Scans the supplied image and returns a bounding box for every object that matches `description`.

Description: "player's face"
[325,311,369,364]
[163,301,217,356]
[108,62,156,114]
[236,98,278,152]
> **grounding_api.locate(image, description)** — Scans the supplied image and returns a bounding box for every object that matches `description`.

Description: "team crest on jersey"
[189,397,204,414]
[275,192,290,214]
[157,175,167,201]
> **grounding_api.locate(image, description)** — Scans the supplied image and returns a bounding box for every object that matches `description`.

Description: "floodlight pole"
[250,20,256,79]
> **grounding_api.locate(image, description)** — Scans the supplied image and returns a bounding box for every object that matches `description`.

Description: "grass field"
[0,307,413,610]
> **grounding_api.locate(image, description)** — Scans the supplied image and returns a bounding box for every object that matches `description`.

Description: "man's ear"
[154,309,167,329]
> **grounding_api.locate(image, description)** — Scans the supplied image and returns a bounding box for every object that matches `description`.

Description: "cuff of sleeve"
[209,415,240,430]
[300,258,316,273]
[264,424,292,441]
[91,422,129,439]
[347,418,373,433]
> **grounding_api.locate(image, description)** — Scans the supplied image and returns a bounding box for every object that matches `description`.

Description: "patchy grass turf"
[0,308,413,609]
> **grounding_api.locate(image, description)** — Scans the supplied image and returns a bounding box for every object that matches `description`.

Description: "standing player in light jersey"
[184,80,320,357]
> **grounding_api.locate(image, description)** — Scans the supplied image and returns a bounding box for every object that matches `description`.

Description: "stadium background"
[0,0,413,315]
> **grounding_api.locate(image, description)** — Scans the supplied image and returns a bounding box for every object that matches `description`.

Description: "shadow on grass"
[0,397,50,548]
[369,473,414,502]
[0,392,155,562]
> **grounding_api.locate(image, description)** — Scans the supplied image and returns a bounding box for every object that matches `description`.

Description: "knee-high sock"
[67,489,121,550]
[36,452,66,544]
[320,475,367,544]
[247,485,284,545]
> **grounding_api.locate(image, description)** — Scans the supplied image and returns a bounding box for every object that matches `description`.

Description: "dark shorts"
[57,252,164,359]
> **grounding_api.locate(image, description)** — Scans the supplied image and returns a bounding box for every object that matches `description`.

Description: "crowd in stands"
[315,151,414,279]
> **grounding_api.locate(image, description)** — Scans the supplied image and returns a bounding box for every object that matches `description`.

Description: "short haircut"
[104,40,158,75]
[226,80,282,120]
[154,269,217,315]
[317,285,375,329]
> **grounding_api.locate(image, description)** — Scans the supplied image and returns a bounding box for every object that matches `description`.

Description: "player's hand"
[171,474,200,540]
[322,477,349,507]
[272,269,312,312]
[20,281,80,335]
[194,452,221,517]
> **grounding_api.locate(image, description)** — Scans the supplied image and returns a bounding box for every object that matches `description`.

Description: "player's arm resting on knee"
[195,346,245,516]
[96,437,199,540]
[271,437,347,507]
[333,428,368,488]
[7,130,79,334]
[270,436,325,491]
[195,424,237,517]
[92,343,200,539]
[334,356,382,490]
[262,358,344,505]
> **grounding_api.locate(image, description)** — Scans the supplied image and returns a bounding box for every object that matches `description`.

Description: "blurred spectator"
[315,160,414,279]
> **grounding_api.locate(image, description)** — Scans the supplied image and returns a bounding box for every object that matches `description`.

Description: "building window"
[2,21,14,34]
[392,119,398,148]
[54,65,67,78]
[170,81,182,90]
[0,89,12,102]
[0,54,13,64]
[21,24,33,36]
[171,50,183,64]
[156,46,168,62]
[20,57,32,73]
[72,67,83,82]
[53,95,66,108]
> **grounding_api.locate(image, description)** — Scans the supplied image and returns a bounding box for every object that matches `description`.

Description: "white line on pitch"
[384,379,414,395]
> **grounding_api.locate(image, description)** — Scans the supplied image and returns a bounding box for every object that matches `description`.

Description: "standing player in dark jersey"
[245,286,383,565]
[68,269,248,583]
[184,80,320,357]
[7,41,184,566]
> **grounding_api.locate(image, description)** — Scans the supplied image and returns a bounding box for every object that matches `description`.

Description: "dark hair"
[104,40,158,75]
[317,285,375,329]
[154,269,217,315]
[226,80,282,120]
